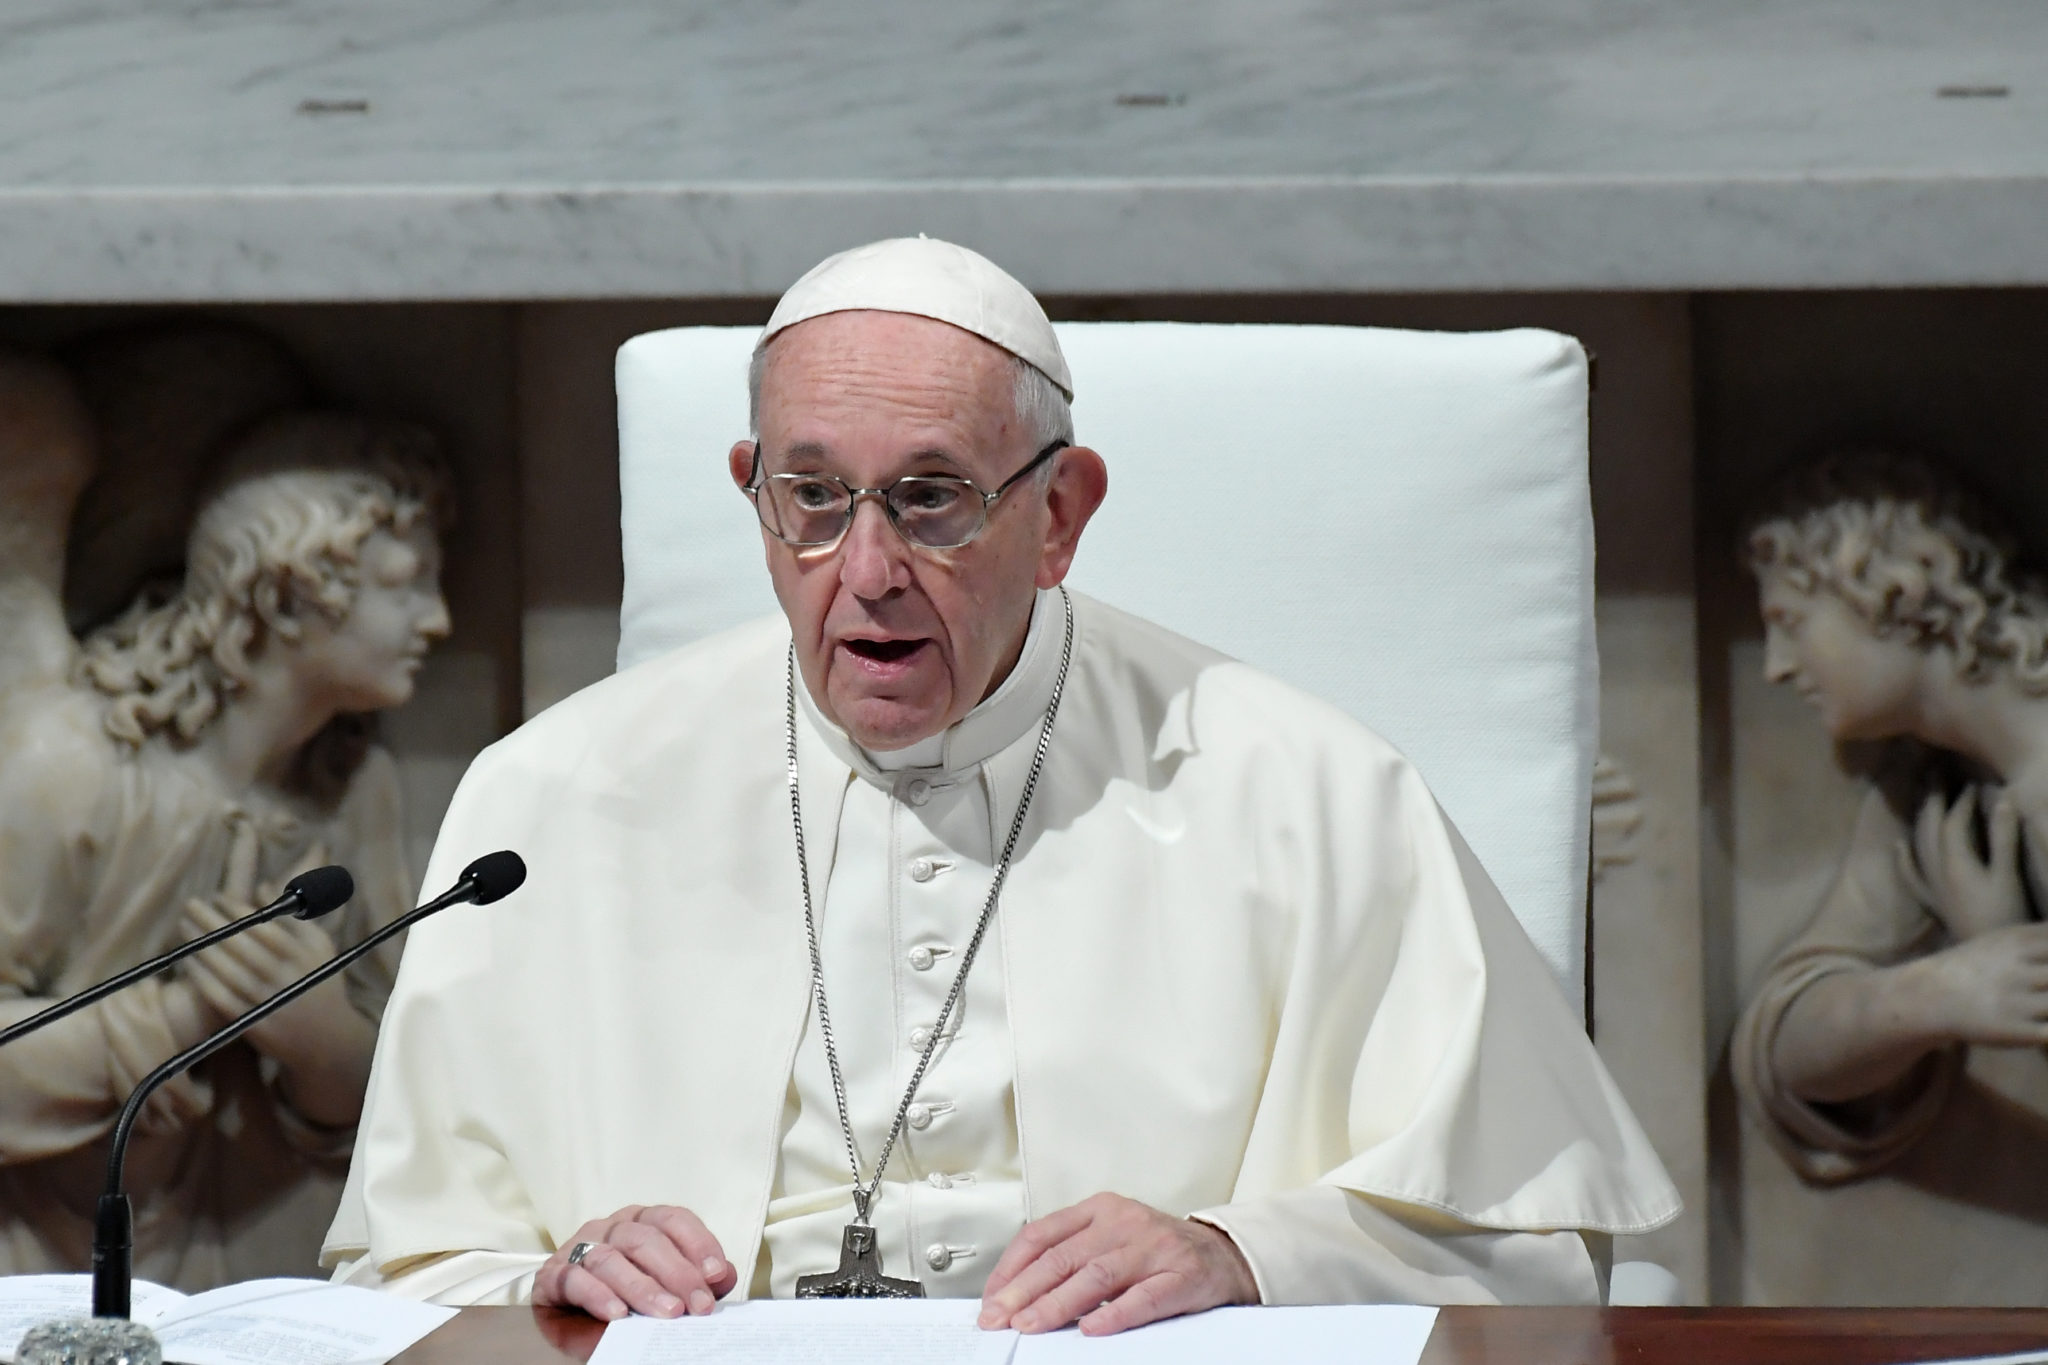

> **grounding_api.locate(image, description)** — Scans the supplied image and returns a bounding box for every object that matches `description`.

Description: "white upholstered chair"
[611,321,1677,1305]
[616,321,1595,1004]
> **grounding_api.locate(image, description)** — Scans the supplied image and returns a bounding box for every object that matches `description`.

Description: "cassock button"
[907,1103,932,1130]
[926,1244,953,1272]
[908,857,937,883]
[907,945,937,971]
[910,1026,932,1050]
[904,778,933,807]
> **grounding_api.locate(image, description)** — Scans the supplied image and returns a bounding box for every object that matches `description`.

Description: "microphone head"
[461,851,527,906]
[285,865,355,919]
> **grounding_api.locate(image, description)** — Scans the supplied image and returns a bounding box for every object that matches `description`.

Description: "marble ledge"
[4,173,2047,303]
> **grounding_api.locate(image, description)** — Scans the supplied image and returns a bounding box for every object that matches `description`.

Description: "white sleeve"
[1192,1185,1608,1306]
[329,1246,546,1307]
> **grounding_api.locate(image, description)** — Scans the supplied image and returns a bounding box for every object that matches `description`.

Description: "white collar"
[797,587,1063,781]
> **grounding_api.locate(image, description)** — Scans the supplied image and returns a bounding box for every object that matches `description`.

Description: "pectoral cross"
[794,1224,926,1299]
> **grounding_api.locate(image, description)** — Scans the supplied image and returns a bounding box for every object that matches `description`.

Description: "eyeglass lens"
[758,475,985,548]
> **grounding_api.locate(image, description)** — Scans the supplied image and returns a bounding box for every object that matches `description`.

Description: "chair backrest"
[615,322,1596,1011]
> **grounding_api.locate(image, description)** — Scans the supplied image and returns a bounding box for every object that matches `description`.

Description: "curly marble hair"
[77,411,453,748]
[1745,451,2048,693]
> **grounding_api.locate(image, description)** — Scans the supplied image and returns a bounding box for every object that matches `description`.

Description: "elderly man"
[324,238,1677,1333]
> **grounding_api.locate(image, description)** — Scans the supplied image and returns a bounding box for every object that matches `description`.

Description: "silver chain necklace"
[785,587,1074,1298]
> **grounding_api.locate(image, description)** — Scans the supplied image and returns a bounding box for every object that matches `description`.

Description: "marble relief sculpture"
[1732,452,2048,1186]
[0,335,453,1288]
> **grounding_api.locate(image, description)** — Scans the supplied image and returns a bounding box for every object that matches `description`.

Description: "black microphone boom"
[90,850,526,1318]
[0,866,356,1051]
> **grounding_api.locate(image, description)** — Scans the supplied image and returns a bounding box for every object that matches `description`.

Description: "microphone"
[90,851,526,1319]
[0,865,356,1051]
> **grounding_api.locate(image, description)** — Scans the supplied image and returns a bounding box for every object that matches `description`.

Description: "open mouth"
[844,638,928,664]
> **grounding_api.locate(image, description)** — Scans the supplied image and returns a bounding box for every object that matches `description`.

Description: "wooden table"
[389,1305,2048,1364]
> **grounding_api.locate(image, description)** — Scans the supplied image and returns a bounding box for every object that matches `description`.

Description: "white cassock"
[323,590,1679,1305]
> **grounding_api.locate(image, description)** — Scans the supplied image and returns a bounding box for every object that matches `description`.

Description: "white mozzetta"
[3,0,2047,299]
[327,596,1677,1303]
[614,321,1596,1004]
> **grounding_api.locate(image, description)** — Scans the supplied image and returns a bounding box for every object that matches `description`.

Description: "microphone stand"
[0,867,354,1051]
[91,862,509,1318]
[15,868,357,1365]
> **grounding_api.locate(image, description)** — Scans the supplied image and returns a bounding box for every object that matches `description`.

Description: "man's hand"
[533,1206,739,1321]
[978,1193,1257,1336]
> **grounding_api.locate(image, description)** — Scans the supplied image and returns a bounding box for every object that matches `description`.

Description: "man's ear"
[1036,446,1108,590]
[729,440,758,493]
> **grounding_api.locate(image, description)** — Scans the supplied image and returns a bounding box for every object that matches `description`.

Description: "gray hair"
[748,335,1073,456]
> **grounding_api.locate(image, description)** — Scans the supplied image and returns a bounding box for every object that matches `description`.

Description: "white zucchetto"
[761,237,1073,399]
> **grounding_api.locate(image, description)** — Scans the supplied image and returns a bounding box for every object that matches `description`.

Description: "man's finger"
[609,1221,718,1313]
[639,1207,735,1295]
[1009,1246,1146,1334]
[983,1223,1126,1327]
[1080,1271,1196,1337]
[534,1219,620,1309]
[570,1243,687,1320]
[983,1203,1096,1299]
[553,1264,627,1321]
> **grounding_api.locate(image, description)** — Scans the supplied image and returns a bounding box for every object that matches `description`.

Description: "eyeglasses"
[745,439,1066,550]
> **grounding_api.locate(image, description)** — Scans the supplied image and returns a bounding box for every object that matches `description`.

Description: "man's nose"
[838,497,912,599]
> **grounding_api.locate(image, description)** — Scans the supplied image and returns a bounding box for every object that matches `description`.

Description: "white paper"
[1012,1304,1439,1365]
[151,1279,456,1365]
[590,1299,1017,1365]
[0,1276,453,1365]
[0,1276,186,1362]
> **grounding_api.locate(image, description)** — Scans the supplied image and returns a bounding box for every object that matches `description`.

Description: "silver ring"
[565,1240,597,1268]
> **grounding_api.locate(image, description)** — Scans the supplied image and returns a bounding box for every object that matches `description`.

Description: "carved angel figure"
[0,346,452,1287]
[1732,452,2048,1184]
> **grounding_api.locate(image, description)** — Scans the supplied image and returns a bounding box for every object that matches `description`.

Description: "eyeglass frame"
[744,437,1069,550]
